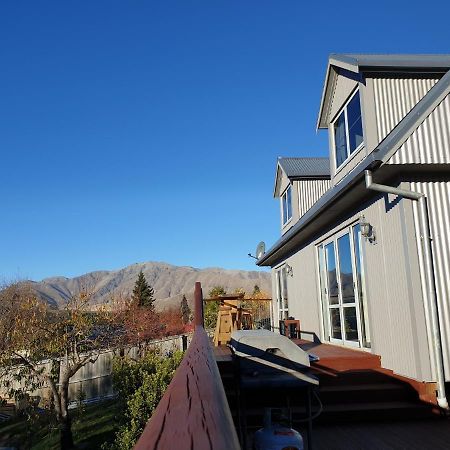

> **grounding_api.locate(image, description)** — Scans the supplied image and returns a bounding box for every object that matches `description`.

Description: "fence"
[1,334,191,408]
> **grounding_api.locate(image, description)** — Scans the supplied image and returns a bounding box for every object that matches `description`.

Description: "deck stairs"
[215,342,437,432]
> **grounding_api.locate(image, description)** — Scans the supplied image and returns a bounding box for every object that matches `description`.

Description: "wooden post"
[194,281,204,328]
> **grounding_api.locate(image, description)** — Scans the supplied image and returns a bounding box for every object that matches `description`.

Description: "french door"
[275,266,289,322]
[318,224,370,348]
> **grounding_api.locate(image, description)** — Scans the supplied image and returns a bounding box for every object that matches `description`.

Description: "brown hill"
[29,261,272,311]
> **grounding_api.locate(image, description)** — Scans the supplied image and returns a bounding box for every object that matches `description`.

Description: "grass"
[0,400,120,449]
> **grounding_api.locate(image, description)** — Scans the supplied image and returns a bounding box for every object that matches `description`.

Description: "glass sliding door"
[318,226,369,348]
[275,266,289,322]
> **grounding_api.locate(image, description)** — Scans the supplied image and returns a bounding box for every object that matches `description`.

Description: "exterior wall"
[387,93,450,165]
[297,179,331,218]
[373,77,439,143]
[361,186,432,382]
[271,190,434,382]
[411,180,450,380]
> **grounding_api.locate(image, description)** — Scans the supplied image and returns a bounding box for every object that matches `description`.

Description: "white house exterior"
[257,54,450,407]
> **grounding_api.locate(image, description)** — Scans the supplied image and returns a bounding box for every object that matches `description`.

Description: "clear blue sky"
[1,1,449,281]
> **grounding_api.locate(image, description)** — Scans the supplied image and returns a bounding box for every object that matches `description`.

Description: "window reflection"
[325,243,339,305]
[337,234,355,304]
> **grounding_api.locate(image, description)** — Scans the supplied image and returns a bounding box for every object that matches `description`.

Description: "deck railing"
[134,282,240,450]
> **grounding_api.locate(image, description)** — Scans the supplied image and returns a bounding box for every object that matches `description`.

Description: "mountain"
[28,261,272,311]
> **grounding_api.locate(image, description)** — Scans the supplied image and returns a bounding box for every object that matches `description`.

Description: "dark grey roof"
[318,53,450,129]
[260,69,450,267]
[330,54,450,71]
[278,157,330,179]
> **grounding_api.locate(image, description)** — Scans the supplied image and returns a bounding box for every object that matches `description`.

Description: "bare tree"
[0,282,122,448]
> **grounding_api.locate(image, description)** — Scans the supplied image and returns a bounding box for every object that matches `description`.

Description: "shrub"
[110,350,183,450]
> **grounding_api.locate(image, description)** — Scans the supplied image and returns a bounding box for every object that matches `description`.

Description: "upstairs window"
[332,89,364,169]
[282,185,292,225]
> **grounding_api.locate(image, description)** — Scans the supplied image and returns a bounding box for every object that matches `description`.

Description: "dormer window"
[282,185,292,225]
[332,89,364,169]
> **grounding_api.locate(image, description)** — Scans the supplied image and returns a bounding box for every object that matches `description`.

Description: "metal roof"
[278,157,330,179]
[259,69,450,267]
[329,54,450,72]
[317,53,450,129]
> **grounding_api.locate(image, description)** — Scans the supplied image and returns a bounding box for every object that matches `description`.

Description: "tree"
[180,295,190,325]
[0,282,122,449]
[159,308,185,337]
[204,286,226,329]
[131,271,154,309]
[252,285,261,296]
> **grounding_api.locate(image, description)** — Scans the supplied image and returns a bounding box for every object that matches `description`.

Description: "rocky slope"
[29,261,272,311]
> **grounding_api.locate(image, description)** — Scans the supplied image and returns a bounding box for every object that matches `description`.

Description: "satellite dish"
[256,241,266,259]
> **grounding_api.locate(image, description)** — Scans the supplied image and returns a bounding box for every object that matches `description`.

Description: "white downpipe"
[365,170,449,410]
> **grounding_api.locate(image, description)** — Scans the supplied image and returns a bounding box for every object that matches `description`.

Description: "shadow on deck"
[215,337,450,449]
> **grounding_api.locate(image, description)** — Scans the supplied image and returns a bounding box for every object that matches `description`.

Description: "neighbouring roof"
[317,53,450,129]
[278,157,330,179]
[260,68,450,267]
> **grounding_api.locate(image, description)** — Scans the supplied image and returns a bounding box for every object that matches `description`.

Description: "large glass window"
[332,89,364,169]
[281,185,292,225]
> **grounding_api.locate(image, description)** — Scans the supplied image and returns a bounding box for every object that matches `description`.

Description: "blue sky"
[1,1,449,281]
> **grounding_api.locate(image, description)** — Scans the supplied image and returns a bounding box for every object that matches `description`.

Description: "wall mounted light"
[360,215,376,243]
[285,264,294,277]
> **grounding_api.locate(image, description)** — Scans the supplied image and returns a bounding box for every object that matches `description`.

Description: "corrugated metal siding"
[361,194,432,380]
[272,196,433,382]
[411,181,450,380]
[289,247,322,334]
[387,93,450,164]
[298,179,331,218]
[373,77,439,143]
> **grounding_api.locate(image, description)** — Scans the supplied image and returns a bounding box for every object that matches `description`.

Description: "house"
[257,54,450,408]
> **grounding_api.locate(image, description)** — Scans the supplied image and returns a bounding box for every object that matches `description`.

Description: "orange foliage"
[159,308,186,337]
[122,304,162,345]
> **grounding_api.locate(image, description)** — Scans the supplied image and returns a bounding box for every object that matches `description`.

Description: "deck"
[214,338,449,449]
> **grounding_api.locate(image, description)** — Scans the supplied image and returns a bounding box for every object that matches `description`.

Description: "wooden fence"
[134,282,240,450]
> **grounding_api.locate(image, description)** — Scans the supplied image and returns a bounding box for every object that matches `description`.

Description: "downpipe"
[365,170,449,410]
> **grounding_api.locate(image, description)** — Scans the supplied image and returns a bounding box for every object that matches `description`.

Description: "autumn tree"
[159,308,185,337]
[131,270,154,309]
[0,282,122,449]
[180,295,191,325]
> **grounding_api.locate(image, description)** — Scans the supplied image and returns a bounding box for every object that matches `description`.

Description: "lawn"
[0,400,120,449]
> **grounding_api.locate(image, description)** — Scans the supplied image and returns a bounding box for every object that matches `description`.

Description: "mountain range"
[28,261,272,311]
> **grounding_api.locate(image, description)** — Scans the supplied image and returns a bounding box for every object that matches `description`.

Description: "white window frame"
[331,88,364,172]
[281,185,292,226]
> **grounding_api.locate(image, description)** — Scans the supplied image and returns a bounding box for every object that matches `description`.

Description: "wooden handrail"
[134,282,240,450]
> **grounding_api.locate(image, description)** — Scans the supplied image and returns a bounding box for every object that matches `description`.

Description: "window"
[281,185,292,225]
[332,89,364,169]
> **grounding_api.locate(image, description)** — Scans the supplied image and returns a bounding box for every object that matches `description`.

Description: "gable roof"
[260,68,450,267]
[273,157,330,197]
[317,53,450,129]
[279,157,330,179]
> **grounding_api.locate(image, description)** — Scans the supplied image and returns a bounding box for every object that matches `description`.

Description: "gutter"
[365,170,449,410]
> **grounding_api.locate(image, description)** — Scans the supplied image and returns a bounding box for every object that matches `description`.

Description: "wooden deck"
[214,338,448,449]
[294,339,382,373]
